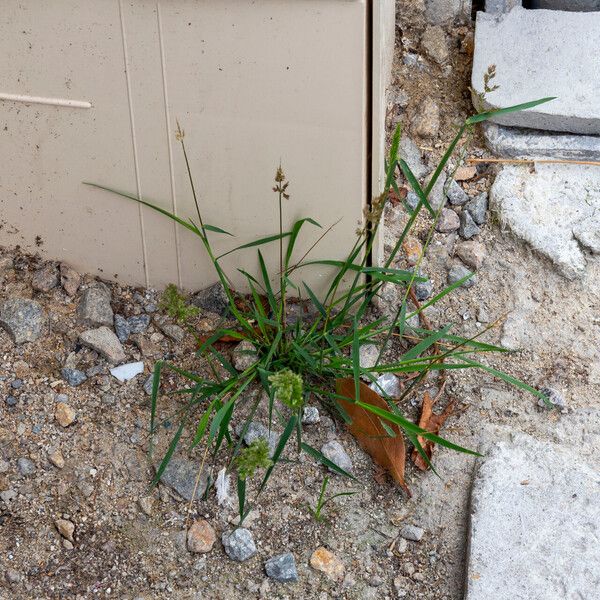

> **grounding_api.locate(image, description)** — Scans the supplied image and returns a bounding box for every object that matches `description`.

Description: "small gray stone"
[11,379,23,389]
[400,524,425,542]
[114,315,130,343]
[0,298,45,343]
[0,489,17,503]
[158,457,210,501]
[6,396,18,407]
[411,97,440,139]
[60,263,81,296]
[222,528,257,562]
[538,386,567,411]
[154,316,185,343]
[359,343,380,371]
[5,569,21,584]
[302,406,320,425]
[399,138,427,181]
[436,208,460,233]
[466,193,488,226]
[143,375,154,395]
[17,457,35,476]
[415,278,434,301]
[406,191,420,211]
[79,327,126,365]
[32,264,59,292]
[61,368,87,387]
[128,314,150,334]
[421,26,449,65]
[77,285,113,327]
[459,210,481,239]
[448,264,476,288]
[321,440,353,474]
[232,340,258,371]
[190,282,229,316]
[369,373,402,399]
[446,180,469,206]
[235,422,280,456]
[425,172,448,211]
[265,553,298,582]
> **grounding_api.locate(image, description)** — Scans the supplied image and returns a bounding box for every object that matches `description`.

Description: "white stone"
[466,433,600,600]
[110,361,144,382]
[490,163,600,279]
[472,8,600,134]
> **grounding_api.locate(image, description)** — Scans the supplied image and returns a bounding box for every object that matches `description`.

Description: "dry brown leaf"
[336,378,411,497]
[411,391,456,471]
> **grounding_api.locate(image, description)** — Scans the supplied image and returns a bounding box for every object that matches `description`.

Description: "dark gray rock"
[190,282,229,316]
[415,278,434,301]
[6,396,17,407]
[61,368,87,387]
[11,379,23,389]
[222,528,257,562]
[114,315,131,343]
[77,285,113,327]
[446,179,469,206]
[466,193,488,226]
[0,298,45,343]
[459,210,481,239]
[265,553,298,582]
[321,440,353,474]
[128,314,150,334]
[448,264,476,288]
[158,457,210,501]
[17,457,35,476]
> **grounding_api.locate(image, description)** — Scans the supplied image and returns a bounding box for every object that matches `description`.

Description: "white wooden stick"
[0,93,91,109]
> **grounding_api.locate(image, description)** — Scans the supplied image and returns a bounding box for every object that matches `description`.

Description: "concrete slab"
[490,163,600,278]
[472,7,600,134]
[482,122,600,160]
[465,432,600,600]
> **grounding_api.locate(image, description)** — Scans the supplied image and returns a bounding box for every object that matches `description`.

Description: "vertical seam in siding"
[157,1,183,289]
[118,0,150,287]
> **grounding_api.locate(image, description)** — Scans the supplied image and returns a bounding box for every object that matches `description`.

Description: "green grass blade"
[301,442,358,480]
[466,97,556,125]
[258,415,297,493]
[216,232,292,260]
[398,160,435,217]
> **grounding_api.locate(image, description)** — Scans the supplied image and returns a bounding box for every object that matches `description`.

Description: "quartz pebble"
[110,361,144,383]
[321,441,353,474]
[55,518,75,542]
[55,402,76,427]
[222,528,256,562]
[310,547,345,581]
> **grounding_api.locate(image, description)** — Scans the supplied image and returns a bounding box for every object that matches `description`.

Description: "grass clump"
[159,283,199,324]
[86,96,554,523]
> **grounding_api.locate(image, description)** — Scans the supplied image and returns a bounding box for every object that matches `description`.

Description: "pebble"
[309,547,345,581]
[236,422,280,456]
[55,402,77,427]
[128,314,150,334]
[6,396,18,407]
[11,379,23,389]
[425,172,447,211]
[55,518,75,542]
[538,387,567,411]
[321,440,353,474]
[455,240,486,270]
[32,264,59,292]
[415,278,434,301]
[190,282,229,316]
[0,298,45,343]
[17,457,35,476]
[411,97,440,139]
[5,569,21,584]
[466,192,488,225]
[369,373,402,399]
[158,457,210,501]
[222,528,257,562]
[61,368,87,387]
[359,343,379,371]
[406,191,420,211]
[114,314,131,343]
[110,361,144,383]
[399,138,427,181]
[402,237,423,267]
[77,284,114,327]
[265,552,298,582]
[436,208,460,233]
[446,179,469,206]
[0,489,17,503]
[400,524,425,542]
[154,315,185,343]
[187,519,217,553]
[48,449,65,469]
[448,264,476,288]
[302,406,320,424]
[421,25,449,65]
[459,210,481,239]
[143,375,154,395]
[138,496,154,516]
[60,263,81,296]
[79,327,126,364]
[368,575,385,587]
[454,166,477,181]
[232,340,258,371]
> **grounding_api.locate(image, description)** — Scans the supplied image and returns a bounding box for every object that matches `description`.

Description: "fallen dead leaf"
[411,391,456,471]
[336,378,411,497]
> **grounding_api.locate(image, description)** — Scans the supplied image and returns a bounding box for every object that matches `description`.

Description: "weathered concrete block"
[466,433,600,600]
[482,122,600,160]
[472,8,600,134]
[531,0,600,10]
[490,163,600,278]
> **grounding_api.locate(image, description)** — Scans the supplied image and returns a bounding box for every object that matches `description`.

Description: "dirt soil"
[2,2,599,599]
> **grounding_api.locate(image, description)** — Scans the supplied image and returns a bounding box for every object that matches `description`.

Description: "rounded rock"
[222,528,257,562]
[55,402,77,427]
[187,519,217,554]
